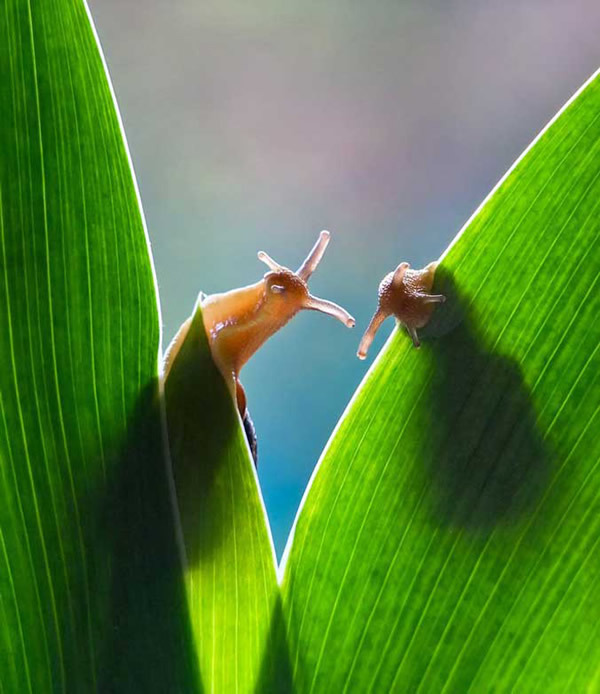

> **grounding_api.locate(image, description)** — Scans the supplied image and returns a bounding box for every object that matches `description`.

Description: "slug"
[357,261,445,359]
[163,230,355,462]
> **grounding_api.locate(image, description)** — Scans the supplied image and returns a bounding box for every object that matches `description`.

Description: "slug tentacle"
[357,260,445,359]
[406,325,420,348]
[357,307,388,360]
[305,294,356,327]
[419,293,446,304]
[296,230,331,280]
[257,251,284,272]
[392,261,409,285]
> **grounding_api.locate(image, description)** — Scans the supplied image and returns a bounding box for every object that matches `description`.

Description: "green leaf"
[281,70,600,692]
[0,1,197,690]
[163,300,279,694]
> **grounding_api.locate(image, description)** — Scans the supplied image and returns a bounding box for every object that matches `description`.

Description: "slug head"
[257,231,356,330]
[357,260,446,359]
[202,231,355,384]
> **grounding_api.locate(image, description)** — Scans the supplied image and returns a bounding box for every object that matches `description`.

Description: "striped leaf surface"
[0,1,197,691]
[163,302,279,694]
[281,71,600,693]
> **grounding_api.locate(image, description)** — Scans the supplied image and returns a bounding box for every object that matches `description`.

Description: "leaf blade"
[164,302,279,693]
[282,70,600,693]
[0,1,198,690]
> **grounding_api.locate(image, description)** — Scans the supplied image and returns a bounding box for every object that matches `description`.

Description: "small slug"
[357,261,445,359]
[163,231,355,462]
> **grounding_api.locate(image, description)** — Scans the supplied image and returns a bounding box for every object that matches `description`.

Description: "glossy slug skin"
[357,261,445,359]
[163,231,355,454]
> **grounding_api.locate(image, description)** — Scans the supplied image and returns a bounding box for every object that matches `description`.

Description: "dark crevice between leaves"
[255,593,294,694]
[421,267,553,533]
[96,380,201,693]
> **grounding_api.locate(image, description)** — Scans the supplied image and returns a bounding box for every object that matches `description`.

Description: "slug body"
[357,261,445,359]
[163,231,355,461]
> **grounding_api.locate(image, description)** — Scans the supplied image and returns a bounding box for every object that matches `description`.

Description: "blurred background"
[89,0,600,557]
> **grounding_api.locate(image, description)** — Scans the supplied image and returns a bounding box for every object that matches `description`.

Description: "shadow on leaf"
[98,380,201,693]
[422,268,553,532]
[163,307,239,565]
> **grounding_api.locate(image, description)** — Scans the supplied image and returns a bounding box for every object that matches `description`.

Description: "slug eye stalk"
[257,251,283,272]
[296,230,331,281]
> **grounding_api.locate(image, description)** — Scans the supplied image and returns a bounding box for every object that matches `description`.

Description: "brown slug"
[163,231,355,461]
[357,261,445,359]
